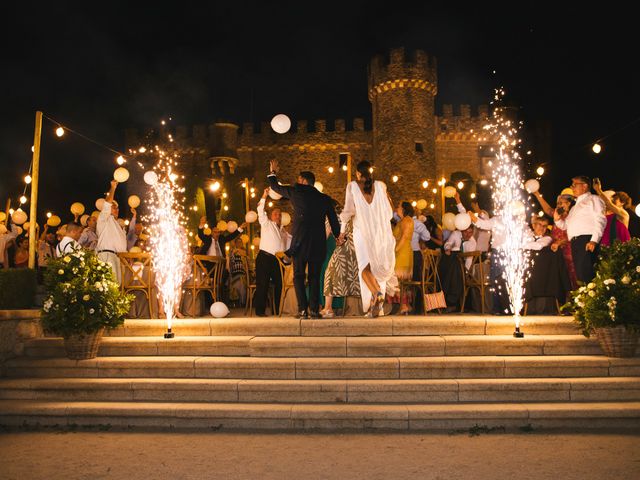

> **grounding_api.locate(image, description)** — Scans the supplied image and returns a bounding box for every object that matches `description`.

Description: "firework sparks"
[146,148,190,335]
[484,88,532,332]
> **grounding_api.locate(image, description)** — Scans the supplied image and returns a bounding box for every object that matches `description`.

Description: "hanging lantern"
[270,114,291,134]
[128,195,141,208]
[245,211,258,223]
[47,215,61,227]
[70,202,85,216]
[113,167,130,183]
[11,209,28,225]
[281,212,291,226]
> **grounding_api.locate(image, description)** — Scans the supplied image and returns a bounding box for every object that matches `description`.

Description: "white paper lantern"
[128,195,141,208]
[635,204,640,217]
[270,114,291,134]
[416,199,427,210]
[0,224,7,235]
[114,167,130,183]
[252,236,261,247]
[245,211,258,223]
[226,220,238,233]
[442,212,456,231]
[203,227,212,236]
[0,211,5,222]
[524,179,540,194]
[95,198,106,211]
[510,200,526,217]
[210,301,230,318]
[454,213,472,231]
[443,186,457,198]
[11,209,27,225]
[281,212,291,226]
[314,181,324,192]
[216,220,228,232]
[143,171,158,186]
[47,215,61,227]
[70,202,85,216]
[80,214,89,226]
[268,188,283,200]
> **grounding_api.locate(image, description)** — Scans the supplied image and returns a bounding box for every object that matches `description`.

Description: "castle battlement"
[368,47,438,100]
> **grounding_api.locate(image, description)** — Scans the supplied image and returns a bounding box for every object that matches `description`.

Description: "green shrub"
[41,248,133,337]
[0,268,36,309]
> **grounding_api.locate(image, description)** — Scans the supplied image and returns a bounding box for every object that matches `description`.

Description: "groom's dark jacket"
[267,174,340,262]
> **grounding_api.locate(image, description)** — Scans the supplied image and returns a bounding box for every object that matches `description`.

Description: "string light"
[46,212,52,218]
[55,126,65,137]
[432,188,437,194]
[19,195,27,204]
[429,203,435,209]
[457,181,464,189]
[209,181,221,192]
[138,146,147,153]
[116,155,126,165]
[592,143,602,154]
[411,201,417,207]
[328,166,334,174]
[470,193,476,199]
[392,175,399,183]
[9,209,14,215]
[342,165,348,171]
[241,182,246,188]
[538,211,544,217]
[24,175,32,184]
[422,180,429,188]
[536,166,545,176]
[480,179,488,186]
[250,187,255,193]
[268,201,273,207]
[224,206,229,211]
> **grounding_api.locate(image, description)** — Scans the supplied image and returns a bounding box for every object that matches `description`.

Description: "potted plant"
[41,248,133,359]
[564,238,640,357]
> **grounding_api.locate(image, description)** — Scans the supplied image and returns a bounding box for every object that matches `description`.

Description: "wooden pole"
[244,178,252,257]
[28,111,43,269]
[347,153,352,184]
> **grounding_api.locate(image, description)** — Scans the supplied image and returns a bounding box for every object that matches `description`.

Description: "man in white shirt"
[79,215,98,251]
[554,175,606,283]
[56,223,83,257]
[254,188,287,316]
[96,180,128,283]
[444,226,477,270]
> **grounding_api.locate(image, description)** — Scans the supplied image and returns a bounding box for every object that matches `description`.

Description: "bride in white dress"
[339,161,397,317]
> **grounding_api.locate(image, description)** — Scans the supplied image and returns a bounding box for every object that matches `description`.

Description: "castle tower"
[368,48,437,202]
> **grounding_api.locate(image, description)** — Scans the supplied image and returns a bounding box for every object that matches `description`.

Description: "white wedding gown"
[340,180,397,312]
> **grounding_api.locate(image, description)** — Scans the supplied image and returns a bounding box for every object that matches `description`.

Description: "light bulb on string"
[457,181,464,189]
[19,195,27,204]
[268,201,273,207]
[116,155,126,165]
[46,212,52,218]
[536,166,545,176]
[328,166,334,174]
[422,180,429,188]
[223,206,229,211]
[592,143,602,154]
[342,165,348,171]
[392,175,399,183]
[55,126,64,137]
[480,179,488,186]
[222,192,228,199]
[241,182,246,188]
[209,181,221,192]
[24,175,32,184]
[432,188,437,194]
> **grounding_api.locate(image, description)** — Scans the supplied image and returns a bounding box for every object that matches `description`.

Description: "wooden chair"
[242,255,258,316]
[421,249,443,314]
[276,252,295,317]
[457,251,489,313]
[118,252,154,318]
[399,251,424,315]
[190,255,225,317]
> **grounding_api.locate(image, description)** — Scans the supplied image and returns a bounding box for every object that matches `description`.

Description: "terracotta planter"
[595,326,639,358]
[63,328,104,360]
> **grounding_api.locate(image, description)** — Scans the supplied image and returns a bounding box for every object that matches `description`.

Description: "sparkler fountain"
[484,88,532,337]
[146,149,190,338]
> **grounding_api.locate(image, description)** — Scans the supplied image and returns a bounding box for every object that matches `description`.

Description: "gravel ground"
[1,430,639,480]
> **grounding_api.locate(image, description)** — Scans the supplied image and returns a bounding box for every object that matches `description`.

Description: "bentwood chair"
[399,250,425,315]
[276,252,295,317]
[422,249,443,314]
[190,255,225,317]
[118,252,154,318]
[457,251,489,313]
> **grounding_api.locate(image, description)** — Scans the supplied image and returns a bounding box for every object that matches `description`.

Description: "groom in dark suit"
[268,159,342,319]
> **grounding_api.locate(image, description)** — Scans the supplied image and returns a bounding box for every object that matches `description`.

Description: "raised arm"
[257,189,269,226]
[593,179,629,227]
[533,191,555,217]
[267,159,295,199]
[105,180,118,204]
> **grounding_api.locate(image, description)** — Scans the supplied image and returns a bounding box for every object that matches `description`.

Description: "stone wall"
[0,310,42,375]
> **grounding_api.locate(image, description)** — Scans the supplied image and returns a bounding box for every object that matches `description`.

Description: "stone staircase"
[1,315,639,431]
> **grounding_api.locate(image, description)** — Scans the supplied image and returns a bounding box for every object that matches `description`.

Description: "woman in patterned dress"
[321,219,361,318]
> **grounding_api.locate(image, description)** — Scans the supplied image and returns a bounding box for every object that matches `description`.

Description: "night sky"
[2,3,638,221]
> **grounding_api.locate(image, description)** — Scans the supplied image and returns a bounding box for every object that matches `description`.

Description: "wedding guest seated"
[56,222,83,257]
[524,216,553,250]
[12,235,29,268]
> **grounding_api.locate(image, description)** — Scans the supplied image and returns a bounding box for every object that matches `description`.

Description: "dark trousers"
[254,251,282,315]
[490,250,512,315]
[293,255,322,313]
[570,235,598,284]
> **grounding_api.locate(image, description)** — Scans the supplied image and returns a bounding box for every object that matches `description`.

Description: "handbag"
[424,262,447,312]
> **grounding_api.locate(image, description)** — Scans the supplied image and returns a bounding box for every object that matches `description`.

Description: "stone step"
[102,316,581,338]
[5,356,640,380]
[24,335,602,358]
[1,399,638,431]
[1,377,639,403]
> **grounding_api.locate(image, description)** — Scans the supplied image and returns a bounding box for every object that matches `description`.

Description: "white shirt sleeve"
[97,201,112,236]
[415,220,431,242]
[444,230,461,251]
[340,182,356,233]
[474,217,494,232]
[257,198,268,226]
[456,203,467,214]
